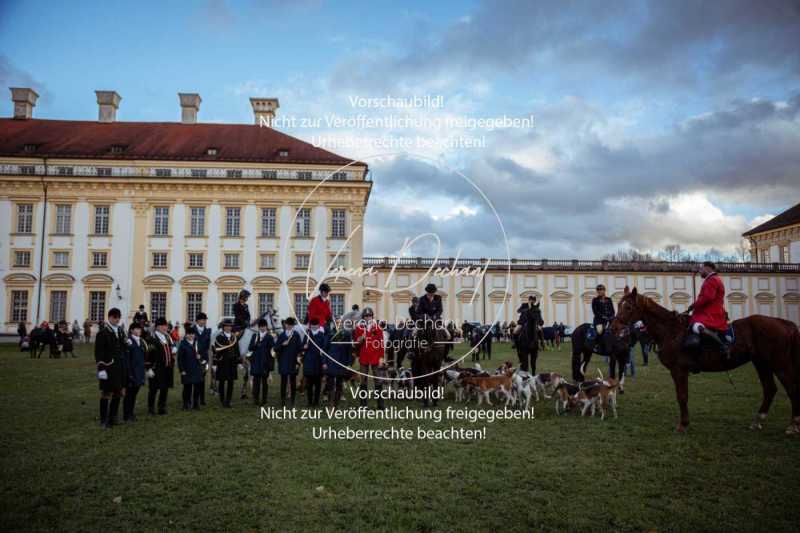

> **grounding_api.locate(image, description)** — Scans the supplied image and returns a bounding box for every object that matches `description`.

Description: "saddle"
[682,324,735,373]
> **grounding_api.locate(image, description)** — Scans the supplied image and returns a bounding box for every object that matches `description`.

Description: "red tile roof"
[0,118,364,167]
[743,202,800,236]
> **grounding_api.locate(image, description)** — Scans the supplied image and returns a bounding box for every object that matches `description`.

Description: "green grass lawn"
[1,340,798,532]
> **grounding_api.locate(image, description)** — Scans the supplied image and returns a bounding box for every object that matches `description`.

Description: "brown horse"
[613,287,800,434]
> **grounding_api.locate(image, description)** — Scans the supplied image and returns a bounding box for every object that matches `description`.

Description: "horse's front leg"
[671,367,690,433]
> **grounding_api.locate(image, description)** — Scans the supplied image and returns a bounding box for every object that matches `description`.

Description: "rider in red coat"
[307,283,333,330]
[688,261,729,357]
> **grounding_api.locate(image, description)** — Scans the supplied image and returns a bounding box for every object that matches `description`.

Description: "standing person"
[354,307,386,409]
[248,319,275,406]
[307,283,333,332]
[72,319,81,341]
[170,322,181,343]
[95,308,128,429]
[146,317,176,415]
[124,322,147,422]
[133,305,148,327]
[83,318,92,343]
[56,320,75,358]
[341,304,361,332]
[325,328,353,408]
[178,325,204,411]
[194,312,211,406]
[213,319,239,408]
[17,321,27,351]
[303,318,328,407]
[275,317,303,407]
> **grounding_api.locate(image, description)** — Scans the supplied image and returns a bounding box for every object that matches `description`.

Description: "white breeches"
[691,323,705,334]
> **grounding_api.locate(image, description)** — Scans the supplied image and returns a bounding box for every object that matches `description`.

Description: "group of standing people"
[18,319,92,358]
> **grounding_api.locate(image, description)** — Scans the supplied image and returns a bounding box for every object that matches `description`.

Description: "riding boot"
[99,398,110,428]
[108,397,120,426]
[700,328,729,358]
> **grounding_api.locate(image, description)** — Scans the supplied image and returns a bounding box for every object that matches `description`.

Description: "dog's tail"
[597,368,604,381]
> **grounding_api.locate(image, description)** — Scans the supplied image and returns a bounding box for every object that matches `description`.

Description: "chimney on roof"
[10,87,39,119]
[178,93,201,124]
[250,97,279,127]
[95,90,121,123]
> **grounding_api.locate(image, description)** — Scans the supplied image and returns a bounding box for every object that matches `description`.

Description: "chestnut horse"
[614,287,800,434]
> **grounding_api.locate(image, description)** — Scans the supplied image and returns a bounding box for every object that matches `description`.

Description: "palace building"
[744,201,800,264]
[1,87,799,332]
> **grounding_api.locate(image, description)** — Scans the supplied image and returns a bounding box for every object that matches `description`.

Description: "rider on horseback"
[590,284,615,347]
[416,283,445,348]
[687,261,729,360]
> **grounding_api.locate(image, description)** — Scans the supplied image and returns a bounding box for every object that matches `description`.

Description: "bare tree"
[734,239,751,262]
[659,244,687,262]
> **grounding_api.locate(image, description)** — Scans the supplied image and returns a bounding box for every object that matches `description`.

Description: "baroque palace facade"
[1,87,799,332]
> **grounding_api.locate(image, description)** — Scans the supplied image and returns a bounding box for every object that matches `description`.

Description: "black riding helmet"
[425,283,437,294]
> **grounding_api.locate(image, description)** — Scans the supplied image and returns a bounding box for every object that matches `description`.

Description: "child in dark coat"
[178,326,204,410]
[124,323,147,421]
[275,317,304,407]
[303,319,328,407]
[248,319,275,406]
[325,328,354,407]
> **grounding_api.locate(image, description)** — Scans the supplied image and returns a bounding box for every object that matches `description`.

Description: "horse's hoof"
[750,422,763,431]
[675,424,687,434]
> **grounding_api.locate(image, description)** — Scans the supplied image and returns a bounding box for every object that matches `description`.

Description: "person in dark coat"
[146,317,176,415]
[275,317,304,407]
[55,320,75,358]
[178,325,204,410]
[94,308,128,428]
[302,318,328,407]
[194,312,211,406]
[213,319,239,408]
[124,322,147,422]
[324,328,353,407]
[133,305,149,327]
[248,318,275,406]
[233,290,252,333]
[17,322,27,351]
[417,284,443,324]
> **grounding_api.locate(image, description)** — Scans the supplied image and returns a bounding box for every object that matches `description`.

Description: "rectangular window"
[16,204,33,233]
[761,249,770,263]
[13,250,31,267]
[89,291,106,322]
[295,208,311,237]
[330,294,345,318]
[189,207,206,237]
[296,171,312,180]
[53,251,70,268]
[155,168,172,177]
[224,253,240,269]
[150,292,167,321]
[57,166,73,176]
[11,290,28,322]
[154,206,169,236]
[332,172,347,181]
[186,292,203,321]
[782,245,790,263]
[262,170,277,179]
[259,253,275,270]
[225,207,241,237]
[191,169,208,178]
[91,251,108,268]
[188,253,204,269]
[295,253,310,270]
[96,167,112,177]
[20,165,35,175]
[258,293,274,317]
[55,204,72,234]
[94,205,110,235]
[152,252,168,269]
[222,292,237,317]
[50,290,67,322]
[293,293,309,321]
[329,254,346,270]
[261,207,277,237]
[331,208,346,238]
[226,169,243,178]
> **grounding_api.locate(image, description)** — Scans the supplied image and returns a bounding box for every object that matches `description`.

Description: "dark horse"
[571,323,630,385]
[614,287,800,434]
[411,327,450,407]
[515,307,541,373]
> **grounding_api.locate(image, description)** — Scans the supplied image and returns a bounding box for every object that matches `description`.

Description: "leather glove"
[97,370,108,380]
[146,369,155,379]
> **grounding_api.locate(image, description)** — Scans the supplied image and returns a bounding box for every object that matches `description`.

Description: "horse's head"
[613,286,645,331]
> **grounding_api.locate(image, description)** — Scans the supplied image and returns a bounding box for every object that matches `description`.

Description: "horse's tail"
[791,324,800,388]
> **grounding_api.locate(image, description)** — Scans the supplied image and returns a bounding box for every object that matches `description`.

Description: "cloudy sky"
[1,0,798,260]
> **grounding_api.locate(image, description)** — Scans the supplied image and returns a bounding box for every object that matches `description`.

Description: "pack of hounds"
[387,363,623,420]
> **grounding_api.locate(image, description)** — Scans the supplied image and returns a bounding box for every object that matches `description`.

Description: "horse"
[571,323,630,386]
[515,307,541,374]
[411,326,450,407]
[614,287,800,434]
